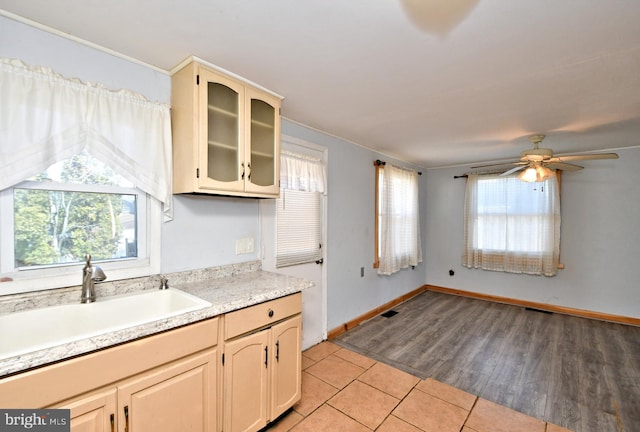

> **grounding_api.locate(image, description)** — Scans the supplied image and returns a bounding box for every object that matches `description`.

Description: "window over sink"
[0,152,160,295]
[0,58,169,295]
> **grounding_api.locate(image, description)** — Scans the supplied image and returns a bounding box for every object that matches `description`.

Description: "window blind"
[276,188,322,268]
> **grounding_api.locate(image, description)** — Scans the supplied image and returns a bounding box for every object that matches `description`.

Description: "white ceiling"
[1,0,640,168]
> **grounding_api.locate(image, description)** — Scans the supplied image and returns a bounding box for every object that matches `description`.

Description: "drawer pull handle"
[268,309,274,318]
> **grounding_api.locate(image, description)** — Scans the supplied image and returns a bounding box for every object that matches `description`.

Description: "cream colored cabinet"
[117,349,217,432]
[269,315,303,420]
[56,350,216,432]
[223,330,270,432]
[0,293,302,432]
[62,389,117,432]
[2,318,220,432]
[172,58,282,197]
[222,294,302,432]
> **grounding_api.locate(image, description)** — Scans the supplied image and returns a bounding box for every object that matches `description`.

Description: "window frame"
[0,180,161,296]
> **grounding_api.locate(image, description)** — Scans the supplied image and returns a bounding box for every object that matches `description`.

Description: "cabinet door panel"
[223,330,269,432]
[245,88,280,195]
[270,315,302,419]
[56,389,116,432]
[198,68,245,192]
[118,349,217,432]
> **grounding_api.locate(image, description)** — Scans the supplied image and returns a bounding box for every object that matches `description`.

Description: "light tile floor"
[265,341,573,432]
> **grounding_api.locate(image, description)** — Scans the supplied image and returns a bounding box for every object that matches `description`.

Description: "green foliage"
[13,154,129,267]
[14,189,58,266]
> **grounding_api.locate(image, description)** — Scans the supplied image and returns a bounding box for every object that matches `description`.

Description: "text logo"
[0,410,70,432]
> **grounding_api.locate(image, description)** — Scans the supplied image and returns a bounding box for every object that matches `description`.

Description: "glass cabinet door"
[207,82,239,182]
[246,90,280,194]
[199,70,244,191]
[197,67,279,195]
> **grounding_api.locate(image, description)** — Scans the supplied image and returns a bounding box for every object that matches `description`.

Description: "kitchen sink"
[0,289,211,361]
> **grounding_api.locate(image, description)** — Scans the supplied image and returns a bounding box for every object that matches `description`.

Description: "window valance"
[0,58,173,219]
[280,150,326,194]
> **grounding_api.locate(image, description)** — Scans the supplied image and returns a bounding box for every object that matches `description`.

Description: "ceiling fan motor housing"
[520,147,553,162]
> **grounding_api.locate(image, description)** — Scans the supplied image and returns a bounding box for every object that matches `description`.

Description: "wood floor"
[334,290,640,432]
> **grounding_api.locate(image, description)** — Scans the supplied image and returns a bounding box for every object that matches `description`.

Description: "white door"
[260,136,327,350]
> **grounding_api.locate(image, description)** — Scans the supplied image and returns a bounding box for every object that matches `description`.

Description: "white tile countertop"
[0,261,312,378]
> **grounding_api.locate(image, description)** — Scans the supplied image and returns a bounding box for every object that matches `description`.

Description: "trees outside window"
[12,153,138,268]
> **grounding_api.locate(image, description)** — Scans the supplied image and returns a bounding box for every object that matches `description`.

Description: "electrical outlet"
[235,237,255,254]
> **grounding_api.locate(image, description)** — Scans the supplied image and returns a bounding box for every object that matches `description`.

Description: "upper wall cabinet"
[171,58,283,197]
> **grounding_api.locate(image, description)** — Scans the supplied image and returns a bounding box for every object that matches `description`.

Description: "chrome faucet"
[81,254,107,303]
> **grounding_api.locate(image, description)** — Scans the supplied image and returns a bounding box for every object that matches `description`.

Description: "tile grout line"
[302,342,424,431]
[372,378,423,431]
[304,343,476,432]
[293,344,377,430]
[460,395,480,431]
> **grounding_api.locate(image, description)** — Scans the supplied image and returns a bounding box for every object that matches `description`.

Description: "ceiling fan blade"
[549,153,619,163]
[470,160,522,169]
[545,162,583,171]
[500,165,526,176]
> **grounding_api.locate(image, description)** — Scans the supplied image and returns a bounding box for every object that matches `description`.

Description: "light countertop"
[0,264,311,378]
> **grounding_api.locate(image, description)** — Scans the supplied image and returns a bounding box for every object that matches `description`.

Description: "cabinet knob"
[268,309,274,318]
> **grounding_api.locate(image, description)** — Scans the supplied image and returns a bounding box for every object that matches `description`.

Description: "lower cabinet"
[0,294,303,432]
[223,330,270,432]
[117,349,217,432]
[56,349,217,432]
[0,318,220,432]
[222,294,302,432]
[269,315,303,420]
[63,389,116,432]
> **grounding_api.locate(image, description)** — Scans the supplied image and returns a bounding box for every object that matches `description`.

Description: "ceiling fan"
[472,135,619,182]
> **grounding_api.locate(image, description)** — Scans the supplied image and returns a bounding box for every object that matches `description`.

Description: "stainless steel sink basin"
[0,289,211,360]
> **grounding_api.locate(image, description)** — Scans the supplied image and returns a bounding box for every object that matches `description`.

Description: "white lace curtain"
[378,164,422,275]
[0,58,173,219]
[280,150,326,193]
[462,174,561,276]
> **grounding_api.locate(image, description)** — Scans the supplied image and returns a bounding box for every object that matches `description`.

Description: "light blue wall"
[282,121,428,330]
[424,146,640,318]
[161,195,259,273]
[0,15,169,103]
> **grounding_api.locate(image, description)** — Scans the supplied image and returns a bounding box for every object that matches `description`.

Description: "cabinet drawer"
[225,293,301,340]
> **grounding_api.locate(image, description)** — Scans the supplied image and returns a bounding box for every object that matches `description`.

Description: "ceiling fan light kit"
[470,134,619,182]
[518,164,555,182]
